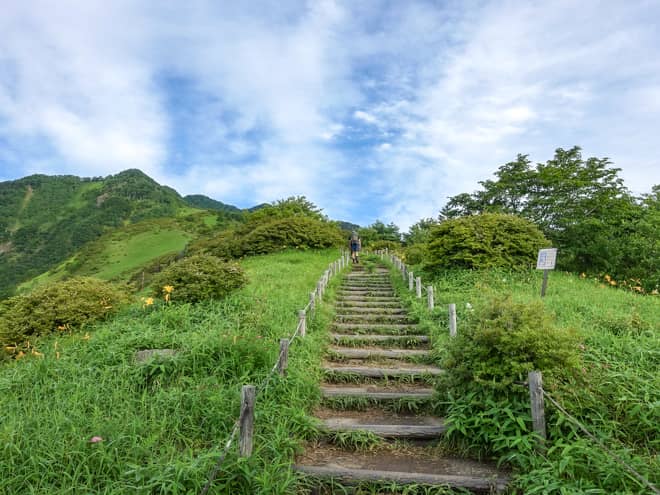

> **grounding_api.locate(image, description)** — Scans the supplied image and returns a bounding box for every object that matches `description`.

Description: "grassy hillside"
[0,170,199,297]
[393,265,659,493]
[0,249,340,494]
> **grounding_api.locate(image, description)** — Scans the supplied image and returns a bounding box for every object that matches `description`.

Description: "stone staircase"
[295,263,509,494]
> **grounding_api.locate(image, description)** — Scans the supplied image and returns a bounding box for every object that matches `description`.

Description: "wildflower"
[89,436,104,443]
[142,297,154,308]
[604,274,611,282]
[16,351,25,360]
[580,273,586,279]
[609,280,617,286]
[162,285,174,294]
[82,333,91,341]
[31,350,44,358]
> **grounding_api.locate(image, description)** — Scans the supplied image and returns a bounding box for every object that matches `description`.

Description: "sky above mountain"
[1,0,659,229]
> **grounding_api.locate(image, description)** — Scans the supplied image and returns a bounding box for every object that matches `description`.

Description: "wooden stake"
[239,385,256,457]
[309,291,315,313]
[298,310,306,338]
[528,371,547,448]
[408,272,414,291]
[449,303,457,337]
[416,277,422,298]
[540,270,549,297]
[278,339,289,376]
[427,286,434,311]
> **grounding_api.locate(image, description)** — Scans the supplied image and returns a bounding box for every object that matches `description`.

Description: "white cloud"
[1,0,659,229]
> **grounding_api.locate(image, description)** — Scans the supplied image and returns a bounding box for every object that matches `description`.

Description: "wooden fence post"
[298,310,306,338]
[449,303,457,337]
[408,272,414,291]
[402,264,407,281]
[278,339,289,376]
[528,371,546,448]
[317,280,323,302]
[309,291,315,313]
[416,277,422,298]
[239,385,256,457]
[427,286,434,311]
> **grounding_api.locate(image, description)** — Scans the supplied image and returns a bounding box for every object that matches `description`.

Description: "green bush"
[403,244,426,265]
[149,254,246,304]
[367,240,402,252]
[0,277,128,348]
[440,296,581,462]
[426,213,549,272]
[443,296,581,390]
[201,216,344,259]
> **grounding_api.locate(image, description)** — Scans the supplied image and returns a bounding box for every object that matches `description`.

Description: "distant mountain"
[0,169,192,298]
[184,194,241,213]
[338,221,361,232]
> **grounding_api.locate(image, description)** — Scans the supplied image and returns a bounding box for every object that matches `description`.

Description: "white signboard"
[536,248,558,270]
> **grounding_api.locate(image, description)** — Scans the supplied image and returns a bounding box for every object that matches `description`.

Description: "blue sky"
[1,0,660,229]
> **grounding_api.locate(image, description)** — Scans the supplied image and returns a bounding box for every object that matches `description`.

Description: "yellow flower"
[82,333,91,341]
[143,297,154,307]
[604,274,611,282]
[580,273,586,279]
[31,349,44,358]
[16,351,25,360]
[163,285,174,294]
[609,280,617,286]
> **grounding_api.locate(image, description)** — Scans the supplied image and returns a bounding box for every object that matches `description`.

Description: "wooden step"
[328,347,431,360]
[335,300,402,308]
[320,384,435,400]
[295,444,509,493]
[333,323,419,334]
[323,364,444,378]
[335,306,407,314]
[335,313,414,323]
[317,409,446,439]
[330,333,429,345]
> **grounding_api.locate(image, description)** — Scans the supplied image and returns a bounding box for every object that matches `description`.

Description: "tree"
[440,147,642,277]
[404,218,438,245]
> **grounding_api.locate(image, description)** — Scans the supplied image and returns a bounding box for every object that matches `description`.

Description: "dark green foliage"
[440,147,659,290]
[183,194,241,213]
[403,244,427,265]
[149,254,246,303]
[197,216,344,259]
[426,213,548,272]
[404,218,438,246]
[358,220,401,245]
[0,277,128,348]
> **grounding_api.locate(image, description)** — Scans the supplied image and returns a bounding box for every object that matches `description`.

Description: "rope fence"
[377,249,658,495]
[200,251,350,494]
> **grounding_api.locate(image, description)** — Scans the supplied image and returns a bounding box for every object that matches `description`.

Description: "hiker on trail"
[348,231,361,263]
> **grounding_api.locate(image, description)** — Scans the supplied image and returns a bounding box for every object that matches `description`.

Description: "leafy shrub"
[200,216,344,259]
[149,254,246,303]
[0,277,128,348]
[442,296,581,390]
[426,213,549,272]
[403,244,426,265]
[440,296,581,462]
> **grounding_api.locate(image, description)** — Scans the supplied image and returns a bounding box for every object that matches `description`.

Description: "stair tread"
[328,346,431,358]
[295,444,509,492]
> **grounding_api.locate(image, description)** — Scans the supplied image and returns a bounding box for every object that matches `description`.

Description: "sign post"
[536,248,557,297]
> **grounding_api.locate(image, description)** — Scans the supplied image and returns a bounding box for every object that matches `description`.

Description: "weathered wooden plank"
[323,365,444,377]
[294,465,508,492]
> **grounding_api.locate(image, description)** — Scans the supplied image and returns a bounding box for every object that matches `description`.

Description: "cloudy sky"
[1,0,659,229]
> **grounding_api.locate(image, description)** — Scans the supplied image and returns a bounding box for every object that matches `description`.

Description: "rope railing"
[200,252,349,494]
[527,371,659,495]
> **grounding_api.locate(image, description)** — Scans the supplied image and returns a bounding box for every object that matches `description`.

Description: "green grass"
[388,259,659,494]
[93,229,192,280]
[0,249,345,494]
